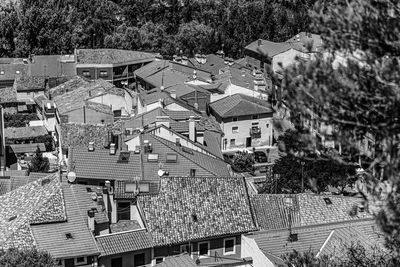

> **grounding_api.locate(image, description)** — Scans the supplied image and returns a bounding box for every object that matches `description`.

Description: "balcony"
[250,126,261,139]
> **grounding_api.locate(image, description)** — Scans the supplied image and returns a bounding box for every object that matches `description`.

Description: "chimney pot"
[258,39,262,46]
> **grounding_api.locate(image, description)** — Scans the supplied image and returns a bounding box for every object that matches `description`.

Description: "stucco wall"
[63,107,113,124]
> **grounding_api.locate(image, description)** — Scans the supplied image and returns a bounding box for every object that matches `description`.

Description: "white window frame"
[232,126,239,134]
[198,241,210,258]
[74,256,87,265]
[223,237,236,255]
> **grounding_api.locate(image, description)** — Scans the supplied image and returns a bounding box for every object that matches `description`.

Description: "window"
[139,183,150,193]
[266,123,269,128]
[289,233,298,242]
[155,258,164,264]
[82,70,90,77]
[190,169,196,177]
[181,244,191,253]
[147,153,159,162]
[252,122,259,126]
[232,126,239,134]
[166,153,178,163]
[75,257,87,265]
[0,70,4,75]
[252,115,259,120]
[198,241,210,258]
[125,183,137,193]
[230,139,235,146]
[232,117,238,122]
[99,70,108,78]
[224,238,236,255]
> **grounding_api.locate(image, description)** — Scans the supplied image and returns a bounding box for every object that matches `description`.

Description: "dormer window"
[166,153,177,163]
[323,197,332,205]
[147,153,159,162]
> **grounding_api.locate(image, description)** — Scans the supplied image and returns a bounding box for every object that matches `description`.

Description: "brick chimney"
[87,210,95,232]
[156,116,170,128]
[189,116,196,142]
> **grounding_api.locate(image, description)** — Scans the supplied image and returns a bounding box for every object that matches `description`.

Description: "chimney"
[258,39,262,46]
[195,54,201,63]
[87,210,95,232]
[201,54,207,64]
[170,90,176,99]
[189,116,196,142]
[156,115,170,128]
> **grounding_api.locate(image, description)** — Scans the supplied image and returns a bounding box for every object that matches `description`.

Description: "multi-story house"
[96,176,257,267]
[75,49,156,87]
[209,94,274,152]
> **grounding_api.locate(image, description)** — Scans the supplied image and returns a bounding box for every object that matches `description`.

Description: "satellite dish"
[67,172,76,183]
[158,169,165,177]
[91,192,98,201]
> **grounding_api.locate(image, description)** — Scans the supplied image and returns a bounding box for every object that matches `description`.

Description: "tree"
[231,151,255,173]
[29,146,49,173]
[0,248,58,267]
[279,0,400,264]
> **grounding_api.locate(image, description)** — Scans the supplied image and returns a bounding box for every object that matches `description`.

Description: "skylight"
[65,233,73,239]
[323,198,332,205]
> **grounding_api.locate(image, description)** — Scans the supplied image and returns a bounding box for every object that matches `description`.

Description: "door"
[111,257,122,267]
[246,137,252,147]
[64,259,74,267]
[134,253,145,267]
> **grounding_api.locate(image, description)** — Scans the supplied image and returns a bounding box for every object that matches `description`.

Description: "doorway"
[246,137,252,147]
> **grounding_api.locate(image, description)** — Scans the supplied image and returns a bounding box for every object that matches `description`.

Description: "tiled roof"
[69,147,142,181]
[245,40,292,58]
[0,86,18,103]
[14,76,46,91]
[53,79,124,114]
[138,89,176,106]
[8,143,45,154]
[285,32,323,53]
[164,83,210,99]
[251,194,372,231]
[69,184,109,225]
[0,173,66,250]
[60,123,113,149]
[0,63,28,80]
[146,134,230,177]
[252,219,384,260]
[5,126,48,140]
[135,60,191,88]
[0,179,10,195]
[76,49,156,65]
[3,170,28,176]
[137,176,256,246]
[84,100,113,115]
[31,182,100,258]
[96,229,153,256]
[156,253,197,267]
[187,54,227,76]
[210,94,273,118]
[49,76,90,98]
[110,220,142,233]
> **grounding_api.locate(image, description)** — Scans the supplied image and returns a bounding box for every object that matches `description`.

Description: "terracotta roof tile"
[210,94,273,118]
[5,126,48,140]
[251,194,372,231]
[0,173,66,250]
[60,123,113,149]
[0,87,18,103]
[14,76,46,92]
[49,76,91,98]
[77,49,155,65]
[96,229,153,256]
[110,220,142,233]
[137,176,256,246]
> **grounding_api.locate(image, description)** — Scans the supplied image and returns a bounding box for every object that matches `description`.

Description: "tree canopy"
[29,146,49,173]
[280,0,400,264]
[0,248,57,267]
[0,0,317,58]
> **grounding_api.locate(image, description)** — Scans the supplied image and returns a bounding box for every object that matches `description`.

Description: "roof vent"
[192,213,198,222]
[65,233,73,239]
[166,153,178,163]
[86,187,92,192]
[323,198,332,205]
[88,142,95,152]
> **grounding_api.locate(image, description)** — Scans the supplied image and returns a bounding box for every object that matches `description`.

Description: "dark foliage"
[0,248,57,267]
[28,146,49,173]
[4,113,38,128]
[0,0,317,58]
[231,151,255,173]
